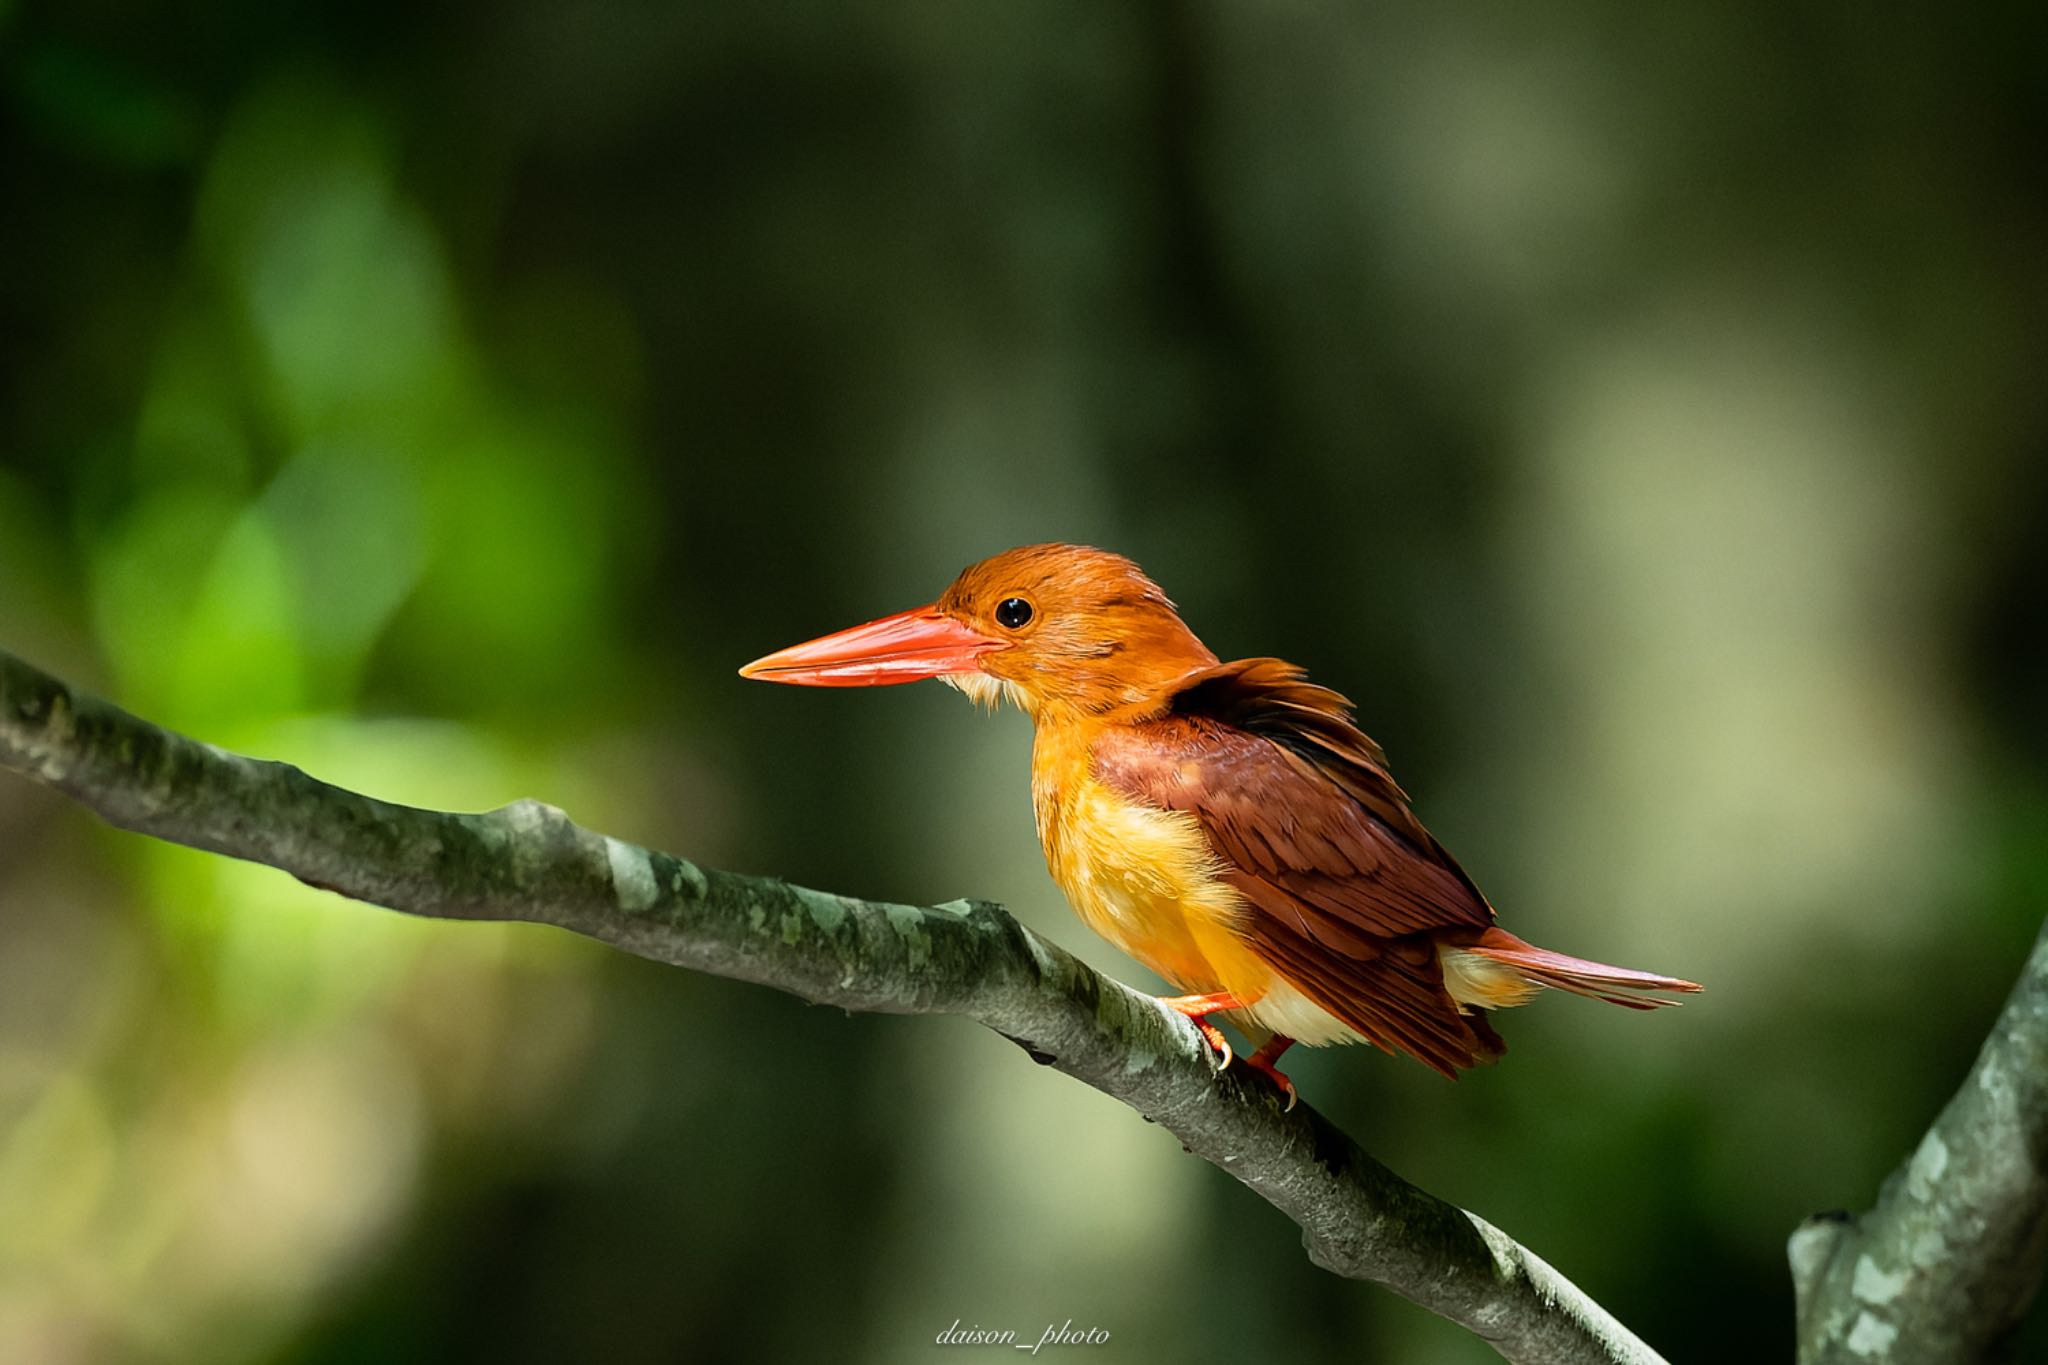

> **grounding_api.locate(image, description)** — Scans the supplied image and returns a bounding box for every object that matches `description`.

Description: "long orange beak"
[738,606,1007,687]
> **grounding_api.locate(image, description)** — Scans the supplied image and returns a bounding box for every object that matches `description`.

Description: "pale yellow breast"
[1028,722,1368,1046]
[1031,725,1255,991]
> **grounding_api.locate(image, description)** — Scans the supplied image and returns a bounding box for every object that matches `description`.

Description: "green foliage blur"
[2,3,2044,1362]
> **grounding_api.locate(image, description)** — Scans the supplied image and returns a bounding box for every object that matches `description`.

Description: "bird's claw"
[1157,992,1248,1072]
[1251,1063,1298,1112]
[1244,1037,1298,1112]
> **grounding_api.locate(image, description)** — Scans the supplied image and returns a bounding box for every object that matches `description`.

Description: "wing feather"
[1095,658,1503,1076]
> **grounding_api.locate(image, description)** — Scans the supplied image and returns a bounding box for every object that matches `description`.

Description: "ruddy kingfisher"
[740,544,1698,1107]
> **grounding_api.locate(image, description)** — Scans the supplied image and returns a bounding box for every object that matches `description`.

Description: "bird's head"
[739,543,1218,718]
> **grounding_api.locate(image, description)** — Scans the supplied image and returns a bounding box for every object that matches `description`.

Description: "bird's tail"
[1442,927,1702,1012]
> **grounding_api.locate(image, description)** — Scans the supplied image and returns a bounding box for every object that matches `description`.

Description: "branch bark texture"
[0,647,1664,1363]
[1789,919,2048,1363]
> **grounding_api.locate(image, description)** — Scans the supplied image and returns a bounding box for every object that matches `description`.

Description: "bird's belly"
[1036,777,1261,991]
[1035,776,1367,1047]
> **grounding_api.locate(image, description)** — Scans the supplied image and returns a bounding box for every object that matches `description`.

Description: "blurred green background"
[2,2,2045,1362]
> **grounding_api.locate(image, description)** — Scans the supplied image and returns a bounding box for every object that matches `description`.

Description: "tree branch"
[1790,918,2048,1363]
[0,645,1665,1365]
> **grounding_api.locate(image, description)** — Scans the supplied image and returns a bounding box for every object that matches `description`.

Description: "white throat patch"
[941,671,1029,713]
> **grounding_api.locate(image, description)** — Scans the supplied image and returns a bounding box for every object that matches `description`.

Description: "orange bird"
[741,544,1698,1106]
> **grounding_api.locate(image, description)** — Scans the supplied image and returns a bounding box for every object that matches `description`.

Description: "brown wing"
[1093,658,1503,1076]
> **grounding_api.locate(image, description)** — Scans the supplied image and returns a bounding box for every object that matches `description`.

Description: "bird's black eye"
[995,597,1034,630]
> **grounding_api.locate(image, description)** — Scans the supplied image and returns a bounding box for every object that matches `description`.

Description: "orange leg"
[1244,1035,1298,1112]
[1158,992,1252,1069]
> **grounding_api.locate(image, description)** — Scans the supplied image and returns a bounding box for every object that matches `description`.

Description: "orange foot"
[1158,992,1252,1069]
[1245,1035,1298,1112]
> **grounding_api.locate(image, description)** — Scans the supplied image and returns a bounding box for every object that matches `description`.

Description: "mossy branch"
[1789,916,2048,1363]
[0,645,1668,1363]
